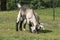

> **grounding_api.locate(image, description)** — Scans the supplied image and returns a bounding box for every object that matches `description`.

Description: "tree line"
[0,0,60,10]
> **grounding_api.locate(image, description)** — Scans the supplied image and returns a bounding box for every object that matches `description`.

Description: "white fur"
[17,3,21,8]
[16,9,21,23]
[23,19,26,24]
[23,29,26,31]
[26,9,37,32]
[16,3,40,32]
[26,9,37,26]
[39,23,45,30]
[31,26,35,32]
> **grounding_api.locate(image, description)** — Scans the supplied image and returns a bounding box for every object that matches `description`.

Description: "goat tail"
[17,3,21,8]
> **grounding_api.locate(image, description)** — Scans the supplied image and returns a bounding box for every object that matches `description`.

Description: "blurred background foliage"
[0,0,60,10]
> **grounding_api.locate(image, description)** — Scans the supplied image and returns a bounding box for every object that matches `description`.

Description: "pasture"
[0,7,60,40]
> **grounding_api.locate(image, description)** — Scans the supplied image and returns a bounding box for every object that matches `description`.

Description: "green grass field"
[0,7,60,40]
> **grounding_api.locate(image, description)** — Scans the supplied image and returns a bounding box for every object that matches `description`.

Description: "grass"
[0,7,60,40]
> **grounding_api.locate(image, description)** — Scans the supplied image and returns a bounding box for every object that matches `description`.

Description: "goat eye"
[40,27,41,28]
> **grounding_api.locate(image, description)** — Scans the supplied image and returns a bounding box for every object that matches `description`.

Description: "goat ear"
[17,3,21,8]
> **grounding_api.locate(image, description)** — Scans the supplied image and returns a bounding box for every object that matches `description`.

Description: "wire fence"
[0,0,60,21]
[0,0,60,31]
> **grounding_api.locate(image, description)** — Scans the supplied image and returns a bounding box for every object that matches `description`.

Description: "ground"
[0,7,60,40]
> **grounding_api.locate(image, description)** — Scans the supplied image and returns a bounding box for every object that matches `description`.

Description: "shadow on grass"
[38,29,52,33]
[26,29,52,34]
